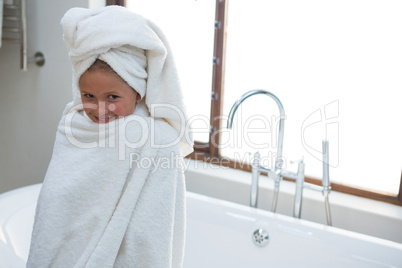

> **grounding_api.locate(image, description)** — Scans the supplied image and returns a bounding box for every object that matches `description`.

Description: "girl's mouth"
[93,114,116,124]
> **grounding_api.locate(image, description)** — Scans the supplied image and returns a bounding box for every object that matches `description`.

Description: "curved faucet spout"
[227,89,286,170]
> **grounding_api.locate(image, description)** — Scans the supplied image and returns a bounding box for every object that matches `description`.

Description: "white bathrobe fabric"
[27,6,192,268]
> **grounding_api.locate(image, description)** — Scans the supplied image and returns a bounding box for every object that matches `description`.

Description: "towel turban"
[61,6,193,156]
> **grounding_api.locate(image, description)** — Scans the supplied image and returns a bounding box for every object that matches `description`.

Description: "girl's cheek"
[108,103,117,113]
[83,108,92,116]
[82,100,97,111]
[110,102,127,116]
[109,104,118,114]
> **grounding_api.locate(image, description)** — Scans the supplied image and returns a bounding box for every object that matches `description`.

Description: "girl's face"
[79,70,141,124]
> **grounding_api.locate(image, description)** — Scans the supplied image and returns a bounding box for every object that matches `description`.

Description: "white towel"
[27,102,186,268]
[27,6,192,268]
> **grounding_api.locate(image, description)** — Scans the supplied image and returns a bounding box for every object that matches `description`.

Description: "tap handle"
[322,140,330,188]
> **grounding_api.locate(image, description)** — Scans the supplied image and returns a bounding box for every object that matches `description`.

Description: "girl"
[27,6,193,268]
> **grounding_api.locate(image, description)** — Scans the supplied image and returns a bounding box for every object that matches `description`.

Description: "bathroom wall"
[0,0,101,193]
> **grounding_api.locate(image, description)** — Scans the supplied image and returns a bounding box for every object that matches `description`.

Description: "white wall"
[0,0,90,193]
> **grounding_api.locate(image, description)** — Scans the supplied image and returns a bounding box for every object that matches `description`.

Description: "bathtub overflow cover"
[252,228,269,247]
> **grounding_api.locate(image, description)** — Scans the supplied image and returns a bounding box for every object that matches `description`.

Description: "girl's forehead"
[79,71,137,97]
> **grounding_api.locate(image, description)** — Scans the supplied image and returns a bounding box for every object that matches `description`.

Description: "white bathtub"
[1,184,401,268]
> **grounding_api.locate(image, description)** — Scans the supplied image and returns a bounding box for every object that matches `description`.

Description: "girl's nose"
[96,101,108,115]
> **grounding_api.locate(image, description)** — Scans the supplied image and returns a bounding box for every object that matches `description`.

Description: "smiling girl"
[27,6,192,268]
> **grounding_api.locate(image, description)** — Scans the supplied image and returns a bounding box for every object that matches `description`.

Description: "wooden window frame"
[106,0,125,6]
[118,0,402,206]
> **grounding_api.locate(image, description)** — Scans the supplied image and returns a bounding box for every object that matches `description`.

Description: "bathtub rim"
[1,183,401,251]
[184,158,402,243]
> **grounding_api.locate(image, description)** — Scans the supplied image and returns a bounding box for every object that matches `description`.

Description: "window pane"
[221,0,402,194]
[127,0,215,142]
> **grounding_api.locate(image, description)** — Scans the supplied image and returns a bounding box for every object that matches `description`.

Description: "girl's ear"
[136,93,141,103]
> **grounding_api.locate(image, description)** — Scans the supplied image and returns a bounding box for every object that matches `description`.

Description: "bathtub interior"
[1,184,402,268]
[0,185,38,268]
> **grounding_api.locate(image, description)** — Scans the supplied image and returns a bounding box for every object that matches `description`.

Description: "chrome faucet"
[280,158,306,218]
[227,89,332,226]
[300,140,332,225]
[321,140,332,225]
[227,89,285,211]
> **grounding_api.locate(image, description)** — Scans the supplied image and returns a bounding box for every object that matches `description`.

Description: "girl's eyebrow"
[104,91,122,96]
[79,90,120,95]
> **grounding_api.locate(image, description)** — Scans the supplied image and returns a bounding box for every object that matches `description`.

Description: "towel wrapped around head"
[27,6,191,268]
[62,5,193,156]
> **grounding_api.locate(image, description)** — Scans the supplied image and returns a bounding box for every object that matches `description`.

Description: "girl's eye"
[108,95,119,100]
[84,93,94,99]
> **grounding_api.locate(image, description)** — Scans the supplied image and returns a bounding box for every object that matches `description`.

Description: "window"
[126,0,215,143]
[220,0,402,201]
[123,0,402,205]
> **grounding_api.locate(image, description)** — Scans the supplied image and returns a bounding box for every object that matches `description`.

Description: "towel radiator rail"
[2,0,44,70]
[2,0,27,70]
